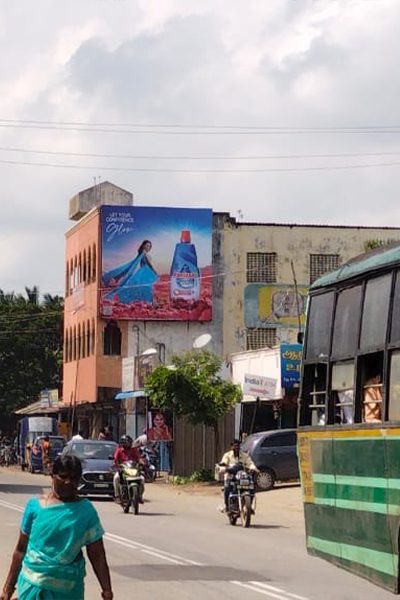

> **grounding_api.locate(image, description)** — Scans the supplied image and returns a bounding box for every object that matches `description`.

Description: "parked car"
[241,429,299,491]
[61,439,117,497]
[29,435,66,473]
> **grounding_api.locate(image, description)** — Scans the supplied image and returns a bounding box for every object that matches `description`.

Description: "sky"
[2,0,400,296]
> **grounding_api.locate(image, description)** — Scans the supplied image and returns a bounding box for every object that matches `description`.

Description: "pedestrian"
[104,426,113,441]
[98,427,107,440]
[0,455,113,600]
[71,429,85,441]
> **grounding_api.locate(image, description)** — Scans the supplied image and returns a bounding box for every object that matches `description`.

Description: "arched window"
[88,246,92,282]
[78,253,82,284]
[77,323,82,359]
[64,329,69,363]
[69,259,74,295]
[91,319,96,354]
[103,321,121,356]
[86,319,91,356]
[83,249,87,283]
[73,325,77,361]
[82,322,86,358]
[92,244,97,281]
[65,263,70,297]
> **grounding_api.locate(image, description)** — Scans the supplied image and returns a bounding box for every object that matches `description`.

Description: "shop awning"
[115,390,146,400]
[15,400,66,415]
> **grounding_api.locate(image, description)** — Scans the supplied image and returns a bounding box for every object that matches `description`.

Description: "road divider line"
[105,531,202,565]
[0,499,23,512]
[249,582,309,600]
[231,580,291,599]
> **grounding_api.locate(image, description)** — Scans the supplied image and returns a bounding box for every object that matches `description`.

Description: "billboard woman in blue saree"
[103,239,159,304]
[0,456,113,600]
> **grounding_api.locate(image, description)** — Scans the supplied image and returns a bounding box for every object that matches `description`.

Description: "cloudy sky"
[2,0,400,296]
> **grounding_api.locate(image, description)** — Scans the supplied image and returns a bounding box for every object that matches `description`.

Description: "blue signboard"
[280,343,302,388]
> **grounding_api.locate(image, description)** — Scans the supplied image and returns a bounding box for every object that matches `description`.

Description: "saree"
[17,497,104,600]
[103,252,159,304]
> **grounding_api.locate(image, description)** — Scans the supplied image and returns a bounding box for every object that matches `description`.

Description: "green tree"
[0,288,63,419]
[145,349,242,455]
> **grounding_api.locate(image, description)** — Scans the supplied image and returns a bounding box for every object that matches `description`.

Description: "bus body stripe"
[307,536,398,577]
[313,473,400,489]
[313,497,400,515]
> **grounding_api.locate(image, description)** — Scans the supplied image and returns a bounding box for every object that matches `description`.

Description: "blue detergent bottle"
[169,229,200,303]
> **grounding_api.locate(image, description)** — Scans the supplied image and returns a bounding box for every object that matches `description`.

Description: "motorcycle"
[220,462,256,528]
[140,445,157,483]
[119,460,145,514]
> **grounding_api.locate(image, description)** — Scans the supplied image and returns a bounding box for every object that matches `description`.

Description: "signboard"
[40,390,50,408]
[280,343,302,388]
[100,205,212,321]
[244,284,308,328]
[243,373,278,399]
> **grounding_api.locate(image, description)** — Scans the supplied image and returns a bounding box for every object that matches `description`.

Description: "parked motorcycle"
[220,462,256,528]
[119,460,145,514]
[140,446,157,483]
[0,443,16,467]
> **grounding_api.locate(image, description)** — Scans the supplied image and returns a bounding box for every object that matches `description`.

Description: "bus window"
[390,271,400,344]
[359,353,383,423]
[360,275,391,351]
[301,363,327,426]
[389,351,400,420]
[305,292,334,360]
[331,362,354,424]
[331,285,362,359]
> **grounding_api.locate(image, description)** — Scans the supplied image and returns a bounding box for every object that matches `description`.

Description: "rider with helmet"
[113,435,142,502]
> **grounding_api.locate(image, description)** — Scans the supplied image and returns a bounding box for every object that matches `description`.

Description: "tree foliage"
[145,350,242,451]
[0,287,63,417]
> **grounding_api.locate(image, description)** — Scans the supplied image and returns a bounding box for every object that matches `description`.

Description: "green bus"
[298,243,400,593]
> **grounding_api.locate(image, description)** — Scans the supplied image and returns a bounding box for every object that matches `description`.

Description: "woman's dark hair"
[138,239,152,254]
[52,455,82,484]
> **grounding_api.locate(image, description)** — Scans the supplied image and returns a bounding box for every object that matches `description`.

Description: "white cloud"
[1,0,400,294]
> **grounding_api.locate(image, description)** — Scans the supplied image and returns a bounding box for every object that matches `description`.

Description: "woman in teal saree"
[1,456,113,600]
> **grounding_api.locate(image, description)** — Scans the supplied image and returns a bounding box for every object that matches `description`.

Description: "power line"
[2,144,400,161]
[2,121,400,136]
[1,156,400,173]
[3,117,400,132]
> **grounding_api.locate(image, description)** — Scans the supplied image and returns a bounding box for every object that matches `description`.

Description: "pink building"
[63,182,133,437]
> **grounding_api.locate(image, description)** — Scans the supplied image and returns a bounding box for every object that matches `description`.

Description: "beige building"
[220,219,400,357]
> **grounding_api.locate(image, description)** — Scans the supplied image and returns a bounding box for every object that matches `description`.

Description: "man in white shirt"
[71,430,85,441]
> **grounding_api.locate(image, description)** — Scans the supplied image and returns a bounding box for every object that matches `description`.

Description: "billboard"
[244,284,308,328]
[100,206,212,321]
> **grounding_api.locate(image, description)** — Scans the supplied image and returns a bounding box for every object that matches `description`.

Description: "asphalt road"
[0,468,395,600]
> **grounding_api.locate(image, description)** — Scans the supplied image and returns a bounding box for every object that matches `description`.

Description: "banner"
[100,206,212,321]
[243,373,279,399]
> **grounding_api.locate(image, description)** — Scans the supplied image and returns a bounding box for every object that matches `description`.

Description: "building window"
[246,328,277,350]
[103,321,121,356]
[309,254,341,284]
[246,252,277,283]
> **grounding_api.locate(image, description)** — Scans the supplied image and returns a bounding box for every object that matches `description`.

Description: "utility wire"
[1,157,400,173]
[2,145,400,161]
[3,117,400,132]
[2,121,400,136]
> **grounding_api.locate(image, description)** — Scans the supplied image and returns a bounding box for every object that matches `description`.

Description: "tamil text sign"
[280,343,302,388]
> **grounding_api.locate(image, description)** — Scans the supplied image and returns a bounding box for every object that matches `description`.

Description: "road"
[0,468,395,600]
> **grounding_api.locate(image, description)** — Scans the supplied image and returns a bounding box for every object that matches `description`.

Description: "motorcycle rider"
[219,439,258,513]
[113,435,143,503]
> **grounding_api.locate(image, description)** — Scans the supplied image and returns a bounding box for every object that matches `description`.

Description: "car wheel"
[256,469,276,491]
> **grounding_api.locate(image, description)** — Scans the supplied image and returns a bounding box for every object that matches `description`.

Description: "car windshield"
[71,442,116,460]
[241,434,261,452]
